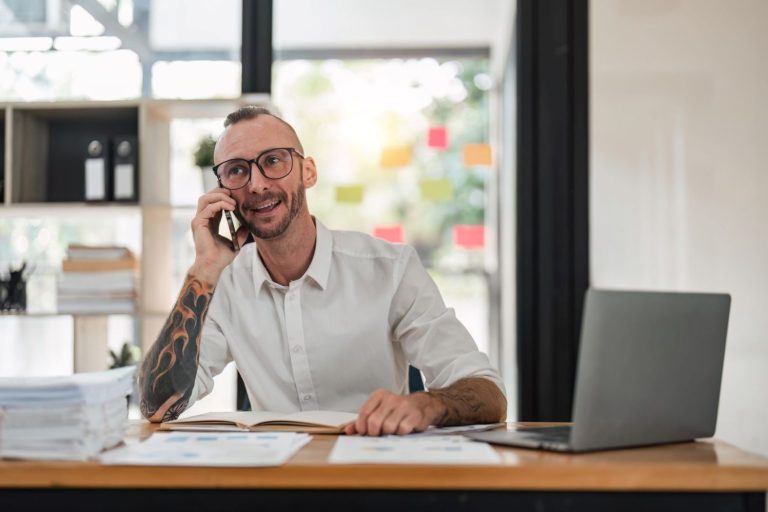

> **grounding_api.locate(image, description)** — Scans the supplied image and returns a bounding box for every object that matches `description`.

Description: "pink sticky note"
[373,225,404,244]
[453,225,485,249]
[428,126,448,150]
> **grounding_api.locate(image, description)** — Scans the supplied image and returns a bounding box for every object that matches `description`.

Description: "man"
[139,106,506,436]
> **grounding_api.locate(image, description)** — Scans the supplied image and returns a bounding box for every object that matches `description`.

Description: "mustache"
[241,191,287,210]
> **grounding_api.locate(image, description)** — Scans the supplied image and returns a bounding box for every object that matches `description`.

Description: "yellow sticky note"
[335,184,365,204]
[463,144,492,166]
[380,146,412,168]
[420,179,454,202]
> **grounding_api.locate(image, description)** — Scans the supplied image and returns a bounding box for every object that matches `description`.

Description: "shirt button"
[303,394,313,401]
[292,346,303,354]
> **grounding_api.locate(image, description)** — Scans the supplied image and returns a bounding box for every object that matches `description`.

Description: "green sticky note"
[420,179,454,201]
[335,184,365,203]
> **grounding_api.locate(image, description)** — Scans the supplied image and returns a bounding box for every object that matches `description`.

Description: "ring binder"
[84,138,109,201]
[112,135,138,202]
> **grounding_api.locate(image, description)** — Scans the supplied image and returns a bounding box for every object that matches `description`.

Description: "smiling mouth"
[250,199,282,215]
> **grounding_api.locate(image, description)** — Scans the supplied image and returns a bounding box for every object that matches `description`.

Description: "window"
[0,0,242,101]
[272,57,494,354]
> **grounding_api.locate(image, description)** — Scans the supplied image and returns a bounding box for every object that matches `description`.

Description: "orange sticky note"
[380,146,412,168]
[453,225,485,249]
[463,144,492,166]
[373,225,404,244]
[427,127,448,150]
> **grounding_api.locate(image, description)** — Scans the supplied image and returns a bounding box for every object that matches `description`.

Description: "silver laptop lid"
[570,289,730,451]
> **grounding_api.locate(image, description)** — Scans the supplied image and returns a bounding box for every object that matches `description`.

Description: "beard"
[236,182,306,241]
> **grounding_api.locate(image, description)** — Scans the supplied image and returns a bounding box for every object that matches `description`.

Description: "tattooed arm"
[139,186,247,422]
[138,274,214,422]
[344,377,506,436]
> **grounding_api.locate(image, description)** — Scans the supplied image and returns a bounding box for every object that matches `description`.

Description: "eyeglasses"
[212,147,305,190]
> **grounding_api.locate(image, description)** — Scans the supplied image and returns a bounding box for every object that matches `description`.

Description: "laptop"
[467,289,731,452]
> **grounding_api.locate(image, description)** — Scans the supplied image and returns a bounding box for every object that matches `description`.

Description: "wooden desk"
[2,422,767,511]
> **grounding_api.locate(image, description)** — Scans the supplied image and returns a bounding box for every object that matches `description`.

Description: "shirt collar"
[250,218,332,291]
[305,219,332,290]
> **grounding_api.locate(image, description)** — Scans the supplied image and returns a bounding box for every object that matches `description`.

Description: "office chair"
[236,366,425,411]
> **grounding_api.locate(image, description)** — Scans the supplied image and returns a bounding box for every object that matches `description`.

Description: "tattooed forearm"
[138,274,214,422]
[427,378,507,426]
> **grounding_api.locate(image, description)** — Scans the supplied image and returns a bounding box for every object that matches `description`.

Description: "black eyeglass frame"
[212,147,305,190]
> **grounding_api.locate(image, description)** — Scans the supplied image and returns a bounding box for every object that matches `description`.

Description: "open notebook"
[160,410,358,434]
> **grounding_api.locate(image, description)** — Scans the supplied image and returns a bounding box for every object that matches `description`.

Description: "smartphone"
[224,210,240,252]
[217,179,240,253]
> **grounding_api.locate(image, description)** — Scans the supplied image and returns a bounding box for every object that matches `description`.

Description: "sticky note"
[427,127,448,150]
[420,179,454,202]
[373,225,404,244]
[380,146,412,168]
[453,225,485,249]
[335,185,365,204]
[463,144,492,166]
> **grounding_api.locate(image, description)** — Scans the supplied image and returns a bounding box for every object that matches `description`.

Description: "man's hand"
[190,188,248,285]
[344,378,507,436]
[344,389,446,436]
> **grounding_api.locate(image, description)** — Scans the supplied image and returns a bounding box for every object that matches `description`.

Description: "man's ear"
[302,157,318,188]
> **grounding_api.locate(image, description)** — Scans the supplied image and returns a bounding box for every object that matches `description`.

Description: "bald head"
[223,106,304,153]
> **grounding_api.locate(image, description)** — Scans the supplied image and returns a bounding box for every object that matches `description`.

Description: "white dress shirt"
[191,220,504,413]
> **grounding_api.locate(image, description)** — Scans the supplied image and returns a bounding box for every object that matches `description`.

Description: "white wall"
[590,0,768,455]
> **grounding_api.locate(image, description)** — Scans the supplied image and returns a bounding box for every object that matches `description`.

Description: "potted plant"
[194,134,219,191]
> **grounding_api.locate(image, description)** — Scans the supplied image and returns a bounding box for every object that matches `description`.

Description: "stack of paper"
[57,245,138,314]
[0,366,136,461]
[100,432,312,467]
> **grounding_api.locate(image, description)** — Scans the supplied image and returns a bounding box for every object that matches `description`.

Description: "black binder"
[111,135,138,202]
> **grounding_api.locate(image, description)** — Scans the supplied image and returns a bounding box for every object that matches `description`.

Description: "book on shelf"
[66,245,136,261]
[58,270,136,293]
[161,410,359,434]
[58,245,138,313]
[57,298,136,314]
[62,258,138,272]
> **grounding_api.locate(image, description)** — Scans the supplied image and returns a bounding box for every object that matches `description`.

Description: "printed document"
[328,435,501,465]
[100,431,310,467]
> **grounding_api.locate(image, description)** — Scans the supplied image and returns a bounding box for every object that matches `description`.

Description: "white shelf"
[0,203,141,215]
[1,97,270,373]
[0,312,134,317]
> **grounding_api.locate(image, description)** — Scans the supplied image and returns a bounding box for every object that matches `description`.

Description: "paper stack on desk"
[100,432,312,467]
[0,366,135,461]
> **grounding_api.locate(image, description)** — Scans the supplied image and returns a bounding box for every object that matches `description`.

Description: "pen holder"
[0,274,27,312]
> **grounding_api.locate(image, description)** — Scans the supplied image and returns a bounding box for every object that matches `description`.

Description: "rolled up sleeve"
[388,246,506,396]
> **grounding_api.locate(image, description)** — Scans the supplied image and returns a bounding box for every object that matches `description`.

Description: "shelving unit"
[0,96,270,373]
